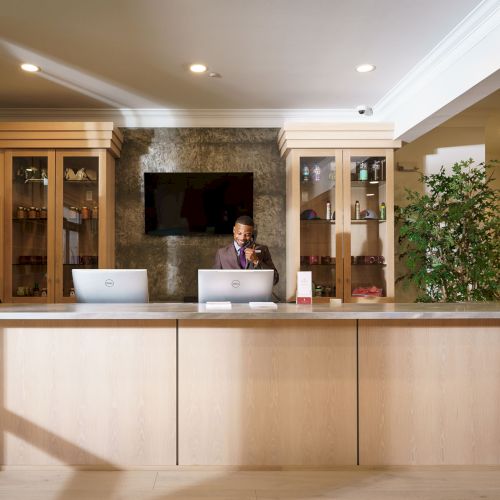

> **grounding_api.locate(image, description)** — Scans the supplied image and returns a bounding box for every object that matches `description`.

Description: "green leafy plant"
[396,159,499,302]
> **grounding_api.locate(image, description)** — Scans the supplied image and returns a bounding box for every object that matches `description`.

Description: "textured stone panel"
[116,128,286,301]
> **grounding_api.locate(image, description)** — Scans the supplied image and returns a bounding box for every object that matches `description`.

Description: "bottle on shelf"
[355,200,360,220]
[302,164,310,183]
[371,161,381,181]
[312,163,321,182]
[359,162,368,181]
[326,201,331,220]
[380,202,386,220]
[33,282,40,297]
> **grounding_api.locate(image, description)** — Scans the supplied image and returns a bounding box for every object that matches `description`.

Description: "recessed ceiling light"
[366,193,375,197]
[190,63,207,73]
[356,64,376,73]
[369,181,379,185]
[20,63,40,73]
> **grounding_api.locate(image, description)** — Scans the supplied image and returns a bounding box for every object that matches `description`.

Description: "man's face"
[233,223,253,247]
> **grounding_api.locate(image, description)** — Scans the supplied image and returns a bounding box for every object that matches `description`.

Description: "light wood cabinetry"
[280,124,401,302]
[0,320,177,466]
[1,123,122,303]
[359,319,500,465]
[178,319,357,466]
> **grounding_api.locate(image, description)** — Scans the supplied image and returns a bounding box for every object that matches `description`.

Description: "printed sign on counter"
[296,271,312,304]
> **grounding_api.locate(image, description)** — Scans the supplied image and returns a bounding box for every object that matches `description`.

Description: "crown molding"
[375,0,500,140]
[0,108,376,128]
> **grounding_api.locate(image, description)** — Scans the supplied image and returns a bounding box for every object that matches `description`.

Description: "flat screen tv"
[144,172,253,235]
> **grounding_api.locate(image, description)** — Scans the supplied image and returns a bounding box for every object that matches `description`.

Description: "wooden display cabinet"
[1,123,121,303]
[280,124,401,303]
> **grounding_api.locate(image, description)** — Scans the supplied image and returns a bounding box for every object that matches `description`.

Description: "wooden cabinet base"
[178,319,357,466]
[0,320,176,466]
[359,319,500,465]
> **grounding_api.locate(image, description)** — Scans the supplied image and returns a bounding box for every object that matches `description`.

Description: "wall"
[115,128,286,302]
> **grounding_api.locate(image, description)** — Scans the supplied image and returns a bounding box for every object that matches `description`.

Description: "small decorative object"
[69,288,76,297]
[312,164,321,182]
[17,206,26,219]
[326,201,331,220]
[308,255,319,265]
[358,162,368,181]
[379,202,386,220]
[300,209,318,220]
[302,164,310,183]
[352,286,383,297]
[41,288,47,297]
[28,206,37,219]
[64,168,77,180]
[81,206,90,219]
[360,209,377,220]
[371,161,381,181]
[354,200,360,220]
[40,207,47,219]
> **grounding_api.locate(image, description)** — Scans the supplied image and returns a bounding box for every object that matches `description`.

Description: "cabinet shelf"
[300,219,335,224]
[350,180,386,187]
[63,180,97,185]
[351,219,386,223]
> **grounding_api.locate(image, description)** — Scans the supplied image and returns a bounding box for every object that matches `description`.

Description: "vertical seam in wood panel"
[356,319,360,466]
[176,319,179,466]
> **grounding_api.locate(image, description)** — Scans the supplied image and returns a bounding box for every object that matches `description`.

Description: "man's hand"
[244,244,260,265]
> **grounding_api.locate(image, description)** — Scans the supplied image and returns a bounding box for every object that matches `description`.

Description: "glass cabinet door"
[343,149,394,302]
[56,151,102,301]
[299,153,343,301]
[6,151,55,302]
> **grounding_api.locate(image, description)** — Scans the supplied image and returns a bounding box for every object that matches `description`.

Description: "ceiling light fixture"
[356,64,376,73]
[21,63,40,73]
[189,63,207,73]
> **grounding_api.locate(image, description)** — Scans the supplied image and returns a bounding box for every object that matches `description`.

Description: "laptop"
[72,269,149,303]
[198,269,274,303]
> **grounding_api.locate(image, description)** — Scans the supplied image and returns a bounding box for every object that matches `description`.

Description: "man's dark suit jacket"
[213,242,279,285]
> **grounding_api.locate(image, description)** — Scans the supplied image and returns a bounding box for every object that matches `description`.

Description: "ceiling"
[0,0,489,112]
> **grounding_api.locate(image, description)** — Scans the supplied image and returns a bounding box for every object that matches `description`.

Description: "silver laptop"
[198,269,274,303]
[72,269,149,303]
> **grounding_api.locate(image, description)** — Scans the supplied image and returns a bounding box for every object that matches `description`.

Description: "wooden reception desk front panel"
[0,304,499,468]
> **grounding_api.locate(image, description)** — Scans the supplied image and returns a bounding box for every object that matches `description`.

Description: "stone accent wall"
[116,128,286,302]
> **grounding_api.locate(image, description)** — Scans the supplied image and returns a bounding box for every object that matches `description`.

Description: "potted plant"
[396,159,499,302]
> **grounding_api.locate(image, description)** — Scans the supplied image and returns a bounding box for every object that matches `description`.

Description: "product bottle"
[359,162,368,181]
[379,202,386,220]
[355,200,360,220]
[33,282,40,297]
[326,201,331,220]
[302,164,310,183]
[312,163,321,182]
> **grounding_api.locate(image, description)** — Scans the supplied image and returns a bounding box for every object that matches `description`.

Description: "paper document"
[205,301,232,310]
[249,302,277,310]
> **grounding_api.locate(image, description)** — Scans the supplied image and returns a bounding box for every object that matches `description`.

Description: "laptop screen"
[72,269,149,303]
[198,269,274,303]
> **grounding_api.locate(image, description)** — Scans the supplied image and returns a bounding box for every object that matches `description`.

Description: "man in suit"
[213,215,279,285]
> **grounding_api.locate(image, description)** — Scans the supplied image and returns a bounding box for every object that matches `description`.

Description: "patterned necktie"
[239,248,247,269]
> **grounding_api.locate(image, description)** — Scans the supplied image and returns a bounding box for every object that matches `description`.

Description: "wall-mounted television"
[144,172,253,235]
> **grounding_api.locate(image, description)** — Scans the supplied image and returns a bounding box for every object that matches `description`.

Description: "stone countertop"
[0,302,499,320]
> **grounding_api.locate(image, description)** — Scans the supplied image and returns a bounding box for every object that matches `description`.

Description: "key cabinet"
[0,122,122,303]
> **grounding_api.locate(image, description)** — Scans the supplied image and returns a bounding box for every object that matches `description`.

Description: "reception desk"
[0,303,498,468]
